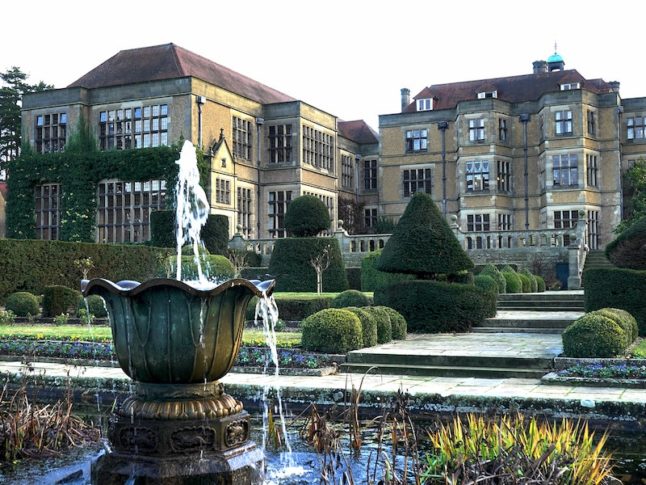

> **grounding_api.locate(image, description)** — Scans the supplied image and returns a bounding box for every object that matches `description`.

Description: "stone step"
[497,294,584,302]
[497,301,584,309]
[339,362,548,379]
[345,351,553,370]
[472,327,565,334]
[497,306,584,312]
[478,318,572,329]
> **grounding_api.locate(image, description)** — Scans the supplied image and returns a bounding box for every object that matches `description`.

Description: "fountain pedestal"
[93,382,263,484]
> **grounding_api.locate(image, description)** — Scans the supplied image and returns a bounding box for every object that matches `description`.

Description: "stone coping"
[554,357,646,370]
[542,372,646,389]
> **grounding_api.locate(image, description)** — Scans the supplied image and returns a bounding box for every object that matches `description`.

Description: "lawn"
[0,325,301,347]
[630,338,646,358]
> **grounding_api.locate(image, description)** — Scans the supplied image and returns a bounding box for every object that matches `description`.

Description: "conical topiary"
[376,193,473,278]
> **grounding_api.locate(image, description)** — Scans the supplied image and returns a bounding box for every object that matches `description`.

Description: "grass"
[0,325,301,347]
[630,337,646,358]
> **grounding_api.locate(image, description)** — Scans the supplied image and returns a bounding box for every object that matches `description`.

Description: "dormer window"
[416,98,433,111]
[477,90,497,99]
[560,82,580,91]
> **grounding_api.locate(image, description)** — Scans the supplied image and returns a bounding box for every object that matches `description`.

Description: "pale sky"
[2,0,644,130]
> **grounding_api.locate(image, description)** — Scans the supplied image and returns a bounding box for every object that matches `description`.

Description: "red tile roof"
[338,120,379,144]
[69,43,295,105]
[405,70,614,112]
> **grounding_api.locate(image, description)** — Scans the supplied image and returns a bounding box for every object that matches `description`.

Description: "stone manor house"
[19,44,646,250]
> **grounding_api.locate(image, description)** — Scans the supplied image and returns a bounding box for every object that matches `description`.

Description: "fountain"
[83,141,273,484]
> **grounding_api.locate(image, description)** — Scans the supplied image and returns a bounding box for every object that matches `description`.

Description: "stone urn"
[83,277,273,484]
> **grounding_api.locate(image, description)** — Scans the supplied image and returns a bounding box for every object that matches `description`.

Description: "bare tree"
[228,249,248,278]
[309,245,331,294]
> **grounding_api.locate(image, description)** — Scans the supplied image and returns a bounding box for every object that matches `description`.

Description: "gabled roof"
[338,120,379,144]
[68,43,295,105]
[405,69,614,112]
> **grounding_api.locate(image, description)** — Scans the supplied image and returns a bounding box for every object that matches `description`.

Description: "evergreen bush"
[363,306,392,343]
[245,295,333,322]
[481,264,506,293]
[202,215,229,255]
[374,281,492,333]
[301,309,362,353]
[284,195,331,237]
[240,267,269,281]
[331,290,370,308]
[380,306,407,340]
[535,275,546,292]
[520,269,538,292]
[162,255,235,282]
[517,273,532,293]
[376,193,473,278]
[346,268,362,290]
[42,286,83,318]
[345,307,378,348]
[150,210,176,248]
[268,238,348,292]
[605,215,646,270]
[5,292,40,317]
[502,271,522,293]
[360,251,414,292]
[584,268,646,336]
[591,308,638,344]
[562,313,628,358]
[473,275,498,317]
[79,295,109,319]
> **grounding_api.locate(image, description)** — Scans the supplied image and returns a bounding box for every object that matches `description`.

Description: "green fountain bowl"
[82,278,274,384]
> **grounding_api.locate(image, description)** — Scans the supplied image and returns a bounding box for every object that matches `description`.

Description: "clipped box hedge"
[245,294,334,322]
[42,285,83,317]
[374,280,493,333]
[584,268,646,336]
[0,239,169,302]
[301,308,362,353]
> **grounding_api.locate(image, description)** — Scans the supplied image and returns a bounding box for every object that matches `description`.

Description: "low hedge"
[331,290,370,308]
[5,292,40,317]
[535,275,546,292]
[584,268,646,336]
[346,307,378,348]
[474,275,498,317]
[246,295,333,321]
[518,273,532,293]
[480,264,506,293]
[161,255,235,282]
[364,306,392,343]
[562,313,628,358]
[268,237,348,292]
[42,286,83,317]
[79,294,109,319]
[380,306,407,340]
[502,271,522,294]
[0,239,168,302]
[360,251,414,292]
[374,281,492,333]
[519,269,538,293]
[301,309,362,353]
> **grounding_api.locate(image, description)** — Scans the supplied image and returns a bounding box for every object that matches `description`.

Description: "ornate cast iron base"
[92,381,262,484]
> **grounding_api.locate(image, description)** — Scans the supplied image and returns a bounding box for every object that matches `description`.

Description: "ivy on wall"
[6,121,208,243]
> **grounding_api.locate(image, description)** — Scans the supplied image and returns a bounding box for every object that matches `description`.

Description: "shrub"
[535,275,546,292]
[480,264,506,293]
[0,309,15,324]
[562,313,628,358]
[164,254,235,282]
[79,294,108,319]
[380,306,407,340]
[301,309,362,353]
[501,265,516,273]
[517,273,532,293]
[268,238,348,292]
[345,307,378,348]
[5,292,40,317]
[364,306,392,343]
[605,215,646,270]
[284,195,331,237]
[449,271,474,285]
[374,281,492,333]
[53,313,70,326]
[584,268,646,336]
[201,214,229,255]
[149,210,176,248]
[520,269,538,293]
[377,193,473,277]
[360,251,414,292]
[346,268,362,290]
[42,285,83,318]
[592,308,638,344]
[245,295,333,322]
[331,290,370,308]
[502,271,522,293]
[0,239,167,302]
[473,275,498,318]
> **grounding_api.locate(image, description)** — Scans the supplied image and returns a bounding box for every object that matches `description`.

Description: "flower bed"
[542,359,646,388]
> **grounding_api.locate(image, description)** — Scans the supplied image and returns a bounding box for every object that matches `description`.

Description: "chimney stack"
[609,81,621,93]
[532,60,547,74]
[400,88,410,112]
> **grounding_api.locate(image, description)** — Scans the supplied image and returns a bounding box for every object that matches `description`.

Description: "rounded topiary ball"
[592,308,638,344]
[480,264,506,293]
[363,306,392,343]
[42,285,83,318]
[535,275,546,292]
[379,306,407,340]
[331,290,370,308]
[346,307,378,348]
[562,313,628,358]
[284,195,331,237]
[502,271,522,293]
[5,292,40,317]
[78,295,108,319]
[301,309,363,353]
[474,274,498,294]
